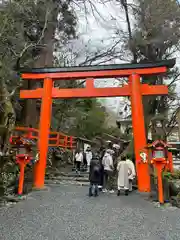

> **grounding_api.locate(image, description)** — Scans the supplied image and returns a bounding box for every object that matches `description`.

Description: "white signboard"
[140,152,147,163]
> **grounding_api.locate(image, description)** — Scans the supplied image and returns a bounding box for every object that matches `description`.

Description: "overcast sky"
[72,0,180,114]
[73,1,130,114]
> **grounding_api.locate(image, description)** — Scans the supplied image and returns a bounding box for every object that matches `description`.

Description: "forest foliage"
[0,0,111,144]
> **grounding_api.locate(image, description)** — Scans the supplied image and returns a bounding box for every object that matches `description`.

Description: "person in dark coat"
[89,156,101,197]
[98,149,105,191]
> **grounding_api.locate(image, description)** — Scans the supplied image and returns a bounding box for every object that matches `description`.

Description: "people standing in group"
[85,146,93,172]
[117,155,132,196]
[88,155,101,197]
[75,149,83,175]
[102,149,114,193]
[126,155,136,192]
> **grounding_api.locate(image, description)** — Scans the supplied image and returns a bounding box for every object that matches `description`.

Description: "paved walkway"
[0,183,180,240]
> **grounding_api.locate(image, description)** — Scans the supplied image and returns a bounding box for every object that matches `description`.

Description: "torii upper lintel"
[21,59,175,80]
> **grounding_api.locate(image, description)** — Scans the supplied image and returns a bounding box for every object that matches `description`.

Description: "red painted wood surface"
[167,151,173,172]
[129,74,150,192]
[16,155,32,195]
[10,127,76,149]
[20,80,168,99]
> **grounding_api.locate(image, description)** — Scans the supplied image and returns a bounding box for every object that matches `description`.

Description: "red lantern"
[147,140,172,204]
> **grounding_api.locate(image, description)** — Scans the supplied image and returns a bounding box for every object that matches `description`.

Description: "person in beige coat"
[126,156,136,192]
[117,155,132,196]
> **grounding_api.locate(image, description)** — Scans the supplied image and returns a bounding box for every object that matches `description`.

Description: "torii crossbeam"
[20,59,176,192]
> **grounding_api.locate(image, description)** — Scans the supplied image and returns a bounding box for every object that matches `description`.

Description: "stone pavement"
[0,183,180,240]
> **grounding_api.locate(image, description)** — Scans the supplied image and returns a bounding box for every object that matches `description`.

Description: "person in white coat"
[75,149,83,174]
[102,149,114,193]
[85,147,93,172]
[126,156,136,192]
[117,155,132,196]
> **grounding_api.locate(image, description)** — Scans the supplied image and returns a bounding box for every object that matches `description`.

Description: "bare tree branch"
[12,8,50,70]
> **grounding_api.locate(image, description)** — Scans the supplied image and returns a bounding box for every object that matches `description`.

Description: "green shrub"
[163,171,172,180]
[162,170,180,180]
[172,170,180,179]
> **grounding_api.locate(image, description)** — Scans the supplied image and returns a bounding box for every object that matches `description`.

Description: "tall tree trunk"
[22,9,57,127]
[121,0,137,63]
[0,80,16,153]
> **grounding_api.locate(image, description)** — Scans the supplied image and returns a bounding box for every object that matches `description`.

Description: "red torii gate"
[20,59,175,192]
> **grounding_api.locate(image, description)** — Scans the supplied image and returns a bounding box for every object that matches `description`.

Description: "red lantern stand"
[9,136,38,195]
[147,140,172,204]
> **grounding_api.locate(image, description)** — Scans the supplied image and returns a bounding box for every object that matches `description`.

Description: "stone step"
[45,179,89,186]
[45,179,138,190]
[46,169,138,189]
[49,176,89,182]
[48,171,89,178]
[47,176,137,188]
[61,172,89,178]
[46,172,89,179]
[72,167,87,171]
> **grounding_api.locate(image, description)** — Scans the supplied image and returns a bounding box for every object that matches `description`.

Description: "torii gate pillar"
[130,74,149,192]
[34,78,53,189]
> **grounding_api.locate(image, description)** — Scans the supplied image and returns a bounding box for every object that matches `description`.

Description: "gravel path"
[0,183,180,240]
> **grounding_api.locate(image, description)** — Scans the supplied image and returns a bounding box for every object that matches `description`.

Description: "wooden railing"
[10,127,76,149]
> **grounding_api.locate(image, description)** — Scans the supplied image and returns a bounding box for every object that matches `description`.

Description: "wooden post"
[167,151,173,172]
[129,73,150,192]
[56,133,60,146]
[154,162,165,204]
[64,136,68,149]
[156,164,164,204]
[18,163,26,195]
[34,78,53,189]
[25,129,32,139]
